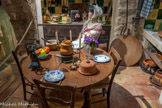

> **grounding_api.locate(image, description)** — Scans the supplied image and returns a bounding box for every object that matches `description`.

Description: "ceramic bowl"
[156,52,162,60]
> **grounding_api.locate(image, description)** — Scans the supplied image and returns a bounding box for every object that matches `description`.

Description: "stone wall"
[110,0,145,44]
[1,0,145,46]
[1,0,38,44]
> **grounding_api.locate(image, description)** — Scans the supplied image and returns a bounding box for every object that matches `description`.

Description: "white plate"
[93,55,110,63]
[44,70,65,82]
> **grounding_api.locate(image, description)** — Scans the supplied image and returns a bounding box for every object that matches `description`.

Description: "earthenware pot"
[43,16,47,23]
[156,51,162,60]
[155,71,162,79]
[78,60,97,75]
[60,40,73,55]
[143,59,157,67]
[140,59,158,75]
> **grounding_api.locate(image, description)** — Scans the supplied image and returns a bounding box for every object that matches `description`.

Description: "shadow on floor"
[25,83,153,108]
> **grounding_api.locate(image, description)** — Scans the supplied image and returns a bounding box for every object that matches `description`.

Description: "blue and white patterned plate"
[44,70,65,82]
[93,55,110,63]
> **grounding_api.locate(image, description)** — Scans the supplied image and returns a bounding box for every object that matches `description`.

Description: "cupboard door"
[51,25,63,36]
[99,26,111,44]
[102,26,111,39]
[75,26,83,38]
[44,26,53,37]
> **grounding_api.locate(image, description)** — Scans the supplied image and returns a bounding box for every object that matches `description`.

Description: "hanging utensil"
[105,1,112,24]
[41,38,52,44]
[45,0,52,21]
[62,0,68,13]
[120,0,128,35]
[110,0,143,66]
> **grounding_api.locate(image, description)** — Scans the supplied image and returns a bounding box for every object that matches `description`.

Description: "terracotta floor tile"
[2,66,162,108]
[110,83,116,96]
[27,95,42,108]
[11,84,31,99]
[91,85,118,108]
[139,98,162,108]
[0,79,7,88]
[91,83,116,97]
[154,87,161,94]
[114,74,134,85]
[115,84,138,97]
[117,97,143,108]
[91,95,118,108]
[132,75,152,86]
[136,86,160,100]
[127,67,150,76]
[1,97,25,108]
[116,66,129,74]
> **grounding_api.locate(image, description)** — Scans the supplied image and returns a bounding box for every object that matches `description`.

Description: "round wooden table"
[22,48,114,108]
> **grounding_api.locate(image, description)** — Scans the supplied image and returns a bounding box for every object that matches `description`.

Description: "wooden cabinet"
[42,24,111,45]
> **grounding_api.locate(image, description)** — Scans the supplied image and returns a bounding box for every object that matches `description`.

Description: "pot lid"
[80,60,96,67]
[61,40,72,46]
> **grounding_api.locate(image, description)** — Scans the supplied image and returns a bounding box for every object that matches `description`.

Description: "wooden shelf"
[143,30,162,52]
[144,48,162,70]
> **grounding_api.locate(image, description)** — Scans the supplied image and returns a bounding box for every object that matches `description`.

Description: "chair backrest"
[108,47,122,90]
[33,79,76,108]
[12,45,27,86]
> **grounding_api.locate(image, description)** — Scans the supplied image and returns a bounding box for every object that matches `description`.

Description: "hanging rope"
[0,19,34,67]
[120,0,129,35]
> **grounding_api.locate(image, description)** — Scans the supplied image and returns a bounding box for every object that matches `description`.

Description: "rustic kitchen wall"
[110,0,145,44]
[144,0,162,30]
[1,0,38,44]
[41,0,112,23]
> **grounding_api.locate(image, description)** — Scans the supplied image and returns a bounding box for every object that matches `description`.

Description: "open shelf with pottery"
[143,30,162,52]
[143,30,162,70]
[144,48,162,70]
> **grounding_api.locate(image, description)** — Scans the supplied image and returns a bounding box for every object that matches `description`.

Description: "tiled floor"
[1,66,162,108]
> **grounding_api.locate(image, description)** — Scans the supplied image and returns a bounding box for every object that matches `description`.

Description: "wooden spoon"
[41,38,52,43]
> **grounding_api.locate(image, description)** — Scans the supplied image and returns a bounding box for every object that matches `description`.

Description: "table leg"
[82,89,91,108]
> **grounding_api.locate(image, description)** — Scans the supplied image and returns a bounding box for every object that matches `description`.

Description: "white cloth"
[72,35,85,49]
[92,5,103,18]
[72,20,102,49]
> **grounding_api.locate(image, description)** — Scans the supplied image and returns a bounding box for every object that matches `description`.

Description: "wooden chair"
[90,47,122,107]
[12,46,37,100]
[33,79,84,108]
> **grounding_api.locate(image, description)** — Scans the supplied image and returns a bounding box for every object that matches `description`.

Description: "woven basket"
[46,40,58,50]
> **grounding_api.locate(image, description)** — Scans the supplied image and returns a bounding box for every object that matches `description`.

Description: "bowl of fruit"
[35,46,51,60]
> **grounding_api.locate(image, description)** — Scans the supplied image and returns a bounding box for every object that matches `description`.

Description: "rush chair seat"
[12,45,38,100]
[33,79,84,108]
[90,47,122,108]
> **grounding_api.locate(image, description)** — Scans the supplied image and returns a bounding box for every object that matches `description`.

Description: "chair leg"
[23,85,27,100]
[107,99,110,108]
[106,91,110,108]
[80,88,84,93]
[102,88,106,96]
[82,89,91,108]
[31,83,34,90]
[42,88,46,95]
